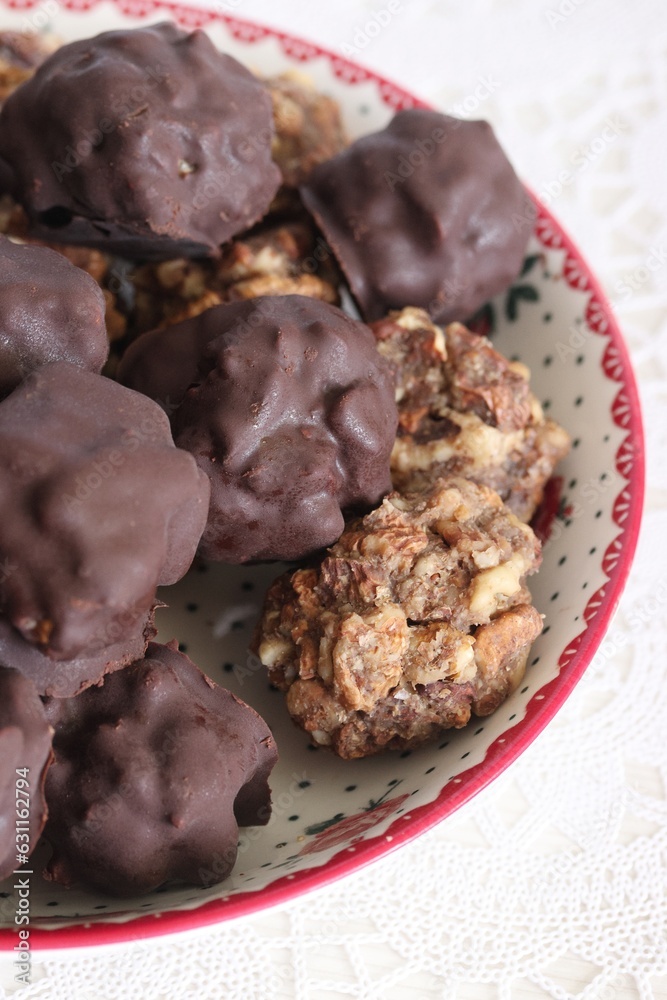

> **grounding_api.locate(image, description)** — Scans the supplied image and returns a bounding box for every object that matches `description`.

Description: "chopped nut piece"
[226,272,337,303]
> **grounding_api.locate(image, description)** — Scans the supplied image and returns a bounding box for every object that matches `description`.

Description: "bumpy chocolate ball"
[300,109,533,324]
[0,23,281,258]
[0,362,210,661]
[0,236,108,399]
[0,667,53,879]
[43,641,278,896]
[119,295,398,563]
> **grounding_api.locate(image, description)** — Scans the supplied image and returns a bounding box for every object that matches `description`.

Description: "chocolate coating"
[0,607,157,698]
[0,23,281,259]
[0,667,53,879]
[43,641,278,896]
[0,362,210,660]
[300,109,533,324]
[0,236,108,399]
[119,295,398,563]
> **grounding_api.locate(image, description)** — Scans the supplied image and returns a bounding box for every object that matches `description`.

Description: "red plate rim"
[0,0,646,950]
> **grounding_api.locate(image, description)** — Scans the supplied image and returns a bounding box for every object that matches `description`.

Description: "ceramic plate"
[0,0,645,948]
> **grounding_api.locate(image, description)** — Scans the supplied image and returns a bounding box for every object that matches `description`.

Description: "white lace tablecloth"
[1,0,666,996]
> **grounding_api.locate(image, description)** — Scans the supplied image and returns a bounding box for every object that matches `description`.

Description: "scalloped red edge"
[0,0,645,949]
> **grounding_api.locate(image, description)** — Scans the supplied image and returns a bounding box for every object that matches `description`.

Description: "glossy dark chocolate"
[0,23,281,258]
[43,641,278,896]
[0,362,210,660]
[119,295,398,562]
[0,235,108,399]
[300,109,533,324]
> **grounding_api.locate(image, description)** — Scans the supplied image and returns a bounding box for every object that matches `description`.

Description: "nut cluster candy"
[268,73,348,188]
[0,23,281,258]
[300,109,533,324]
[0,363,210,667]
[254,478,543,758]
[126,219,341,337]
[372,308,571,521]
[119,295,399,563]
[0,610,157,699]
[0,20,572,893]
[43,642,278,896]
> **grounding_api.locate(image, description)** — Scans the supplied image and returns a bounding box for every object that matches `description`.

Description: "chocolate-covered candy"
[0,607,157,698]
[0,236,108,398]
[0,23,281,259]
[0,667,53,879]
[119,295,398,563]
[0,362,210,660]
[300,109,533,324]
[43,641,278,896]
